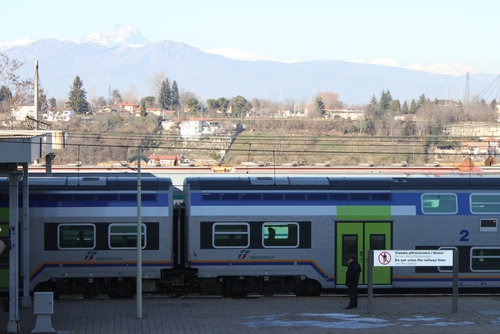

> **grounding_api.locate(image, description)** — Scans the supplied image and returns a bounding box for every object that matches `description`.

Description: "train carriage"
[183,175,500,297]
[2,172,500,298]
[1,175,174,298]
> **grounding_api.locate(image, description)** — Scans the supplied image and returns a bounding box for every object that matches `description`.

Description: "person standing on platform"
[345,256,362,309]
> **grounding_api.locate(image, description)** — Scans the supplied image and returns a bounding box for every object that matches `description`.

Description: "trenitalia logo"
[237,250,249,259]
[83,251,123,261]
[237,250,275,260]
[84,251,96,261]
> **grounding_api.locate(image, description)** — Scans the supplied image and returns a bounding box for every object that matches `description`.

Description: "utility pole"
[34,61,39,129]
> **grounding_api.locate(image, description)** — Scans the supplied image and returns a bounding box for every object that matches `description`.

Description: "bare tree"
[147,70,166,103]
[0,54,33,128]
[123,84,139,103]
[318,91,343,109]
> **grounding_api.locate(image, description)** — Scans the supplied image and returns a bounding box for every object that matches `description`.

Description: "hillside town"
[7,98,500,167]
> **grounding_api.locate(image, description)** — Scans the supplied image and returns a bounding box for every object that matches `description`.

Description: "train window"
[351,193,370,201]
[58,224,95,249]
[471,194,500,213]
[330,193,349,201]
[421,194,457,214]
[96,194,119,202]
[203,193,221,201]
[372,193,391,201]
[262,223,299,248]
[120,194,137,202]
[307,193,328,201]
[213,223,249,248]
[109,224,146,249]
[479,218,498,232]
[263,193,283,201]
[221,193,239,201]
[73,194,95,202]
[471,247,500,271]
[285,193,306,201]
[241,193,261,201]
[342,235,358,266]
[369,234,385,250]
[52,194,70,202]
[142,194,157,202]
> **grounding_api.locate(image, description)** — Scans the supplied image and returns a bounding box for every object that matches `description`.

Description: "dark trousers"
[347,285,358,307]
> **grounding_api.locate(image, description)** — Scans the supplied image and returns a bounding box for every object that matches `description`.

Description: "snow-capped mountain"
[0,38,35,52]
[0,23,496,104]
[203,47,304,64]
[203,47,275,62]
[405,62,480,76]
[350,58,480,76]
[80,22,150,47]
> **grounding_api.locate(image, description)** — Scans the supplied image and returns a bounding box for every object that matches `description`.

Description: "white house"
[179,120,204,137]
[42,109,75,122]
[179,119,221,137]
[12,106,36,121]
[147,155,184,166]
[326,109,364,120]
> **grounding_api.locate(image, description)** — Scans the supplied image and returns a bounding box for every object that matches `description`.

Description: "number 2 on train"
[459,229,469,242]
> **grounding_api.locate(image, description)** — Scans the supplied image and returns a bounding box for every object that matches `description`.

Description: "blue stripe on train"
[3,193,170,208]
[189,192,476,215]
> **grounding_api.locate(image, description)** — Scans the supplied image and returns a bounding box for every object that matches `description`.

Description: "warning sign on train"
[373,250,453,267]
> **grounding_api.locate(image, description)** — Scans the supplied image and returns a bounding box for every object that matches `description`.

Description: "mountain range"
[0,23,497,105]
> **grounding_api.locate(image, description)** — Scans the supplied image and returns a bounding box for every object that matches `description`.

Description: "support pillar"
[8,171,21,333]
[22,164,31,308]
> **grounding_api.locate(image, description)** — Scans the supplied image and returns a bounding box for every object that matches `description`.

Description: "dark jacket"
[345,260,362,288]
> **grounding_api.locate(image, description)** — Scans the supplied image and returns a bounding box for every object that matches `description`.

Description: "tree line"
[1,53,499,139]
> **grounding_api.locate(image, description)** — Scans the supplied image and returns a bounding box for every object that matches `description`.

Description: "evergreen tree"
[417,94,426,108]
[402,101,409,114]
[185,97,199,115]
[390,99,401,112]
[109,88,122,104]
[314,95,325,115]
[0,85,11,103]
[379,90,392,111]
[231,95,252,118]
[409,99,417,114]
[490,99,497,110]
[48,97,57,108]
[217,97,230,114]
[158,78,171,110]
[170,80,180,110]
[67,76,89,114]
[140,96,155,116]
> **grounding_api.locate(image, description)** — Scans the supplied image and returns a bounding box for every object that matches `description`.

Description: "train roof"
[0,176,172,191]
[184,174,500,191]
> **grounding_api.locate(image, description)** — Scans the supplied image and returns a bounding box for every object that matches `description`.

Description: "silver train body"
[10,176,175,298]
[2,173,500,297]
[183,175,500,296]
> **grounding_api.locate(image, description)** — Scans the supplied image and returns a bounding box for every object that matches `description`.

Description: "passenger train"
[1,173,500,298]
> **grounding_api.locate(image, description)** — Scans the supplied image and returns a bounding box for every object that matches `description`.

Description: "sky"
[2,0,499,73]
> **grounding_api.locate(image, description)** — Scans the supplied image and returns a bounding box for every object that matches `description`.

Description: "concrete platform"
[2,294,500,333]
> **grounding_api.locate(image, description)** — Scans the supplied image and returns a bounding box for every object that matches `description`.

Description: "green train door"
[335,222,392,286]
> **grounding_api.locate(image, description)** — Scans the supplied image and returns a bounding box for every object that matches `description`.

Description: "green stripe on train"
[337,206,391,220]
